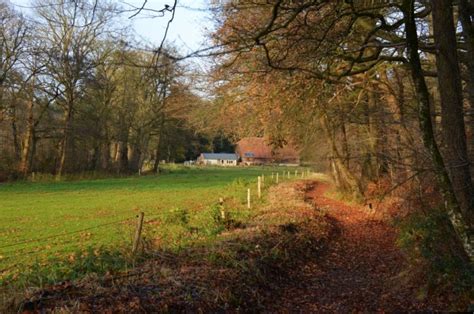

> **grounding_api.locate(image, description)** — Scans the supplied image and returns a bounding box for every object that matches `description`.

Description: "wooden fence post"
[295,170,297,177]
[262,174,265,187]
[258,176,262,199]
[287,171,290,179]
[276,172,279,183]
[271,172,274,180]
[132,212,145,255]
[219,197,226,220]
[247,189,251,209]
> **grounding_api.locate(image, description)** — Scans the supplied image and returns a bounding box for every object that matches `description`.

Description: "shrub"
[396,207,473,307]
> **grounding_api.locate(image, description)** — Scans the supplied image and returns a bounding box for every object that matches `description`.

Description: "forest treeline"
[0,0,235,180]
[199,0,474,262]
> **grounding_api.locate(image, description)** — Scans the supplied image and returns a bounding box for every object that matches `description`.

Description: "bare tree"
[33,0,115,177]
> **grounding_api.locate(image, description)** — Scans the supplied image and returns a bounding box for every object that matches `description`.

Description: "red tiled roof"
[236,137,299,161]
[236,137,272,159]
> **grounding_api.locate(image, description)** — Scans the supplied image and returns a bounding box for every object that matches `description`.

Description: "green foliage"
[396,208,473,304]
[210,203,226,225]
[163,208,190,226]
[3,246,129,288]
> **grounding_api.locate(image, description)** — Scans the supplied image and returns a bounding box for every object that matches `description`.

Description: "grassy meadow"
[0,165,302,286]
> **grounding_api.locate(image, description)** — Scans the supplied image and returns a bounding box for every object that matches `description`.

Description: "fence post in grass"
[247,189,251,209]
[132,212,145,255]
[287,171,290,179]
[219,197,226,220]
[258,176,262,199]
[276,172,279,184]
[301,171,304,179]
[262,174,265,187]
[295,170,297,177]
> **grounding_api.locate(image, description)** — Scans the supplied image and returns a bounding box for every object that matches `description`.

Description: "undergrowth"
[396,207,473,309]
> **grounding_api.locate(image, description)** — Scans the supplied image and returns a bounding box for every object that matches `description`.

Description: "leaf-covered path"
[265,181,430,312]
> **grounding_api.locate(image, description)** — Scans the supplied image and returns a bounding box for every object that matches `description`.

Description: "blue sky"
[124,0,212,54]
[10,0,213,54]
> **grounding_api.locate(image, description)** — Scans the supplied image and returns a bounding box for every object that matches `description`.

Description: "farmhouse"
[197,153,238,166]
[236,137,300,165]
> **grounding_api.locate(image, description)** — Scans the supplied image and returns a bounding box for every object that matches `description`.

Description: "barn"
[236,137,300,165]
[197,153,238,166]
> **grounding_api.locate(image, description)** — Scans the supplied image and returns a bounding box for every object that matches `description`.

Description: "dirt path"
[265,181,428,312]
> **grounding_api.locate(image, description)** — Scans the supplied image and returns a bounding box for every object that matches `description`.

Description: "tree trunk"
[29,135,37,173]
[118,127,130,174]
[362,90,379,181]
[340,114,350,168]
[129,141,142,173]
[56,106,72,178]
[10,109,21,162]
[458,0,474,166]
[321,114,362,196]
[100,141,110,171]
[153,117,165,173]
[403,0,473,261]
[113,142,119,162]
[91,145,100,171]
[381,68,406,182]
[431,0,474,224]
[459,0,474,108]
[152,141,161,173]
[18,99,35,176]
[118,142,129,173]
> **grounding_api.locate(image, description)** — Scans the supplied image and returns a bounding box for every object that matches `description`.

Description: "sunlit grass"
[0,165,307,285]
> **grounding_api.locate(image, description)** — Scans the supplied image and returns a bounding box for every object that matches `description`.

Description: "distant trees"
[207,1,473,259]
[0,0,224,179]
[33,0,115,177]
[0,3,27,168]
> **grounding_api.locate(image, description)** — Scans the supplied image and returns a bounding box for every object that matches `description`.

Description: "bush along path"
[12,180,462,312]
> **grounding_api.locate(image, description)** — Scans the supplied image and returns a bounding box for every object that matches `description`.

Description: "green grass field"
[0,165,302,286]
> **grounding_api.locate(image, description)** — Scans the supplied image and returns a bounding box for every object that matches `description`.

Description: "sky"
[123,0,213,54]
[10,0,213,55]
